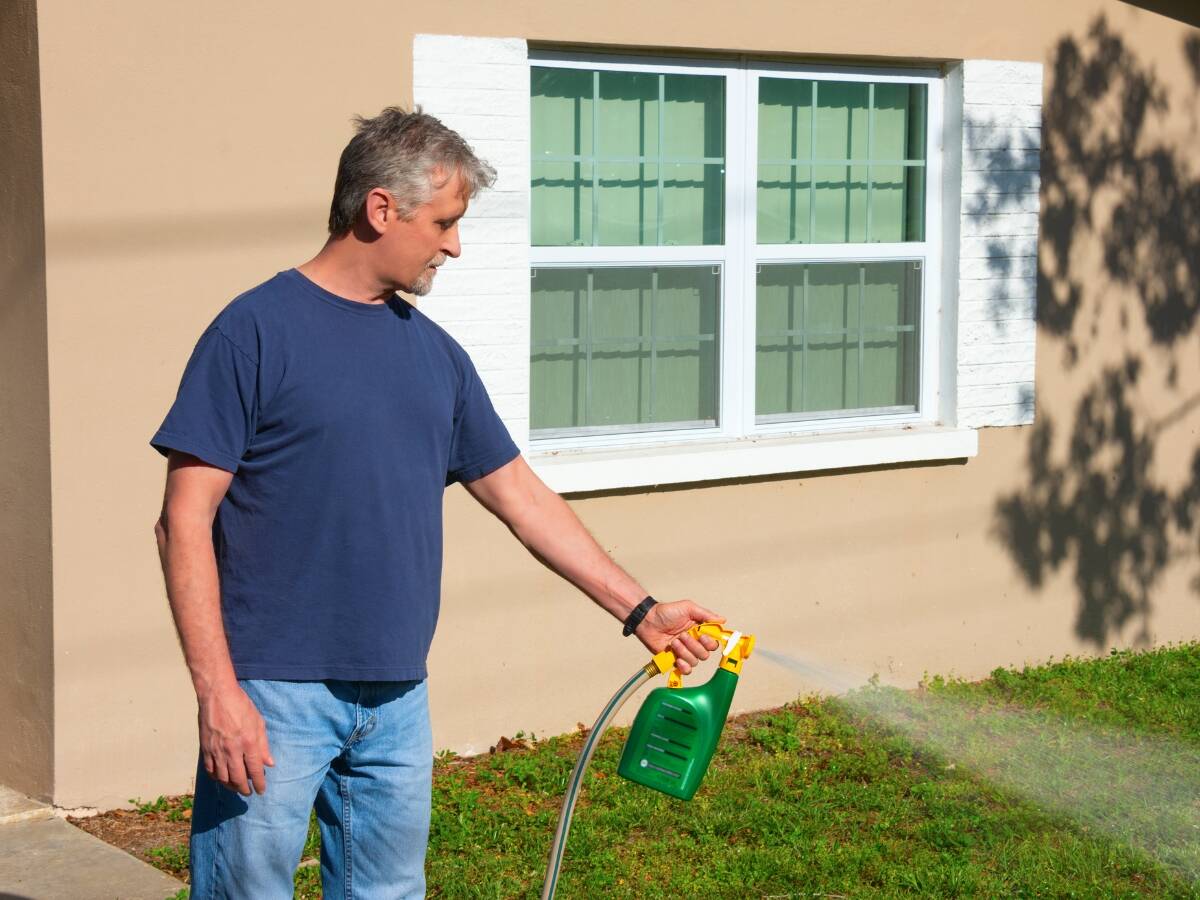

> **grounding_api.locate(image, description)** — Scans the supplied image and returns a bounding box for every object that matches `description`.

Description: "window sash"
[529,51,942,451]
[530,264,722,435]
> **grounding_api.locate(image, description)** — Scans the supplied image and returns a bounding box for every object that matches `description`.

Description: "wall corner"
[0,0,55,802]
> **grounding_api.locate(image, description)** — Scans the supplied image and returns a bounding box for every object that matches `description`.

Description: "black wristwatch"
[622,596,657,637]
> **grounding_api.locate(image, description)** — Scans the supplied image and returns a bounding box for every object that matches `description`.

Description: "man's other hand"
[198,684,275,796]
[635,600,725,675]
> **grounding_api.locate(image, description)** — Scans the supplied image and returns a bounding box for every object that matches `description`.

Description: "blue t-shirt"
[151,269,519,681]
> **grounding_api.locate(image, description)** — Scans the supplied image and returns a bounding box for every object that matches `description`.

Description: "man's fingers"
[681,633,712,659]
[258,721,275,768]
[226,757,252,796]
[245,754,268,795]
[670,637,699,671]
[211,756,230,790]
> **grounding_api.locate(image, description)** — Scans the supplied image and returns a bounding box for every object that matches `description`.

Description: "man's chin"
[406,268,438,297]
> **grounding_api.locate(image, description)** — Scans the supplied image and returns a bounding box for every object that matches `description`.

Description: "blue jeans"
[189,679,433,899]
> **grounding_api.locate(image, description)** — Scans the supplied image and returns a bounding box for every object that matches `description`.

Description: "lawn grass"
[150,644,1200,898]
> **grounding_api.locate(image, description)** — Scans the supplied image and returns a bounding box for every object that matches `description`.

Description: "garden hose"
[540,663,655,900]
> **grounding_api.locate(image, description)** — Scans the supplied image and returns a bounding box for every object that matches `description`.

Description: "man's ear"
[363,187,392,236]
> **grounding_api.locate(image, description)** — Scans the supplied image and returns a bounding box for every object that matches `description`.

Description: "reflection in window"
[532,266,721,433]
[532,68,726,246]
[756,261,921,419]
[757,79,927,244]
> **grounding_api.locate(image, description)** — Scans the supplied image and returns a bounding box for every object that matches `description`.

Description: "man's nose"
[442,226,461,259]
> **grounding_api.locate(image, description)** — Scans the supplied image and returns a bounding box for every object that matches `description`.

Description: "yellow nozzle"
[646,622,755,688]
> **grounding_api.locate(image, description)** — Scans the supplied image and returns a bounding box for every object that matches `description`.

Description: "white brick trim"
[955,59,1043,428]
[413,34,532,450]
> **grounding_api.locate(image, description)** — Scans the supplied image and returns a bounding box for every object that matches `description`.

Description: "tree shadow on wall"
[989,17,1200,647]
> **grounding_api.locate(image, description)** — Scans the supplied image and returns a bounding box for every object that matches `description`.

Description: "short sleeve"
[150,326,259,473]
[446,355,519,485]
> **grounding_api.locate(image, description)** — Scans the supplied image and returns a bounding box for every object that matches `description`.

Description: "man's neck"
[297,239,396,305]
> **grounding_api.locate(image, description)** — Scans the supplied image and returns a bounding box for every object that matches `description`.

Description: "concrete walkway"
[0,787,185,900]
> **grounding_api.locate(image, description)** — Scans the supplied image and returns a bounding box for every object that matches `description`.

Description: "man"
[152,107,723,899]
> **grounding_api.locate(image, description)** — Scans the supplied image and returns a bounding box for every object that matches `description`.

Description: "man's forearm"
[465,457,723,667]
[155,513,239,700]
[476,463,647,622]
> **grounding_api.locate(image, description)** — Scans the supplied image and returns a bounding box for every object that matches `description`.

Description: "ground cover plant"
[73,643,1200,898]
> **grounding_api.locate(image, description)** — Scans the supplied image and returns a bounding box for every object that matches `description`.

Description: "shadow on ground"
[989,16,1200,646]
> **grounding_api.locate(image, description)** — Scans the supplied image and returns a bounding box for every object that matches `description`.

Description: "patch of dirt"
[69,802,191,878]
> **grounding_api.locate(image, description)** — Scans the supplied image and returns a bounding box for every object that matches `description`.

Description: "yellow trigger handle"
[646,622,755,689]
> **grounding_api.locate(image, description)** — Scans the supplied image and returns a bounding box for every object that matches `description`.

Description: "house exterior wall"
[26,0,1200,808]
[0,0,54,802]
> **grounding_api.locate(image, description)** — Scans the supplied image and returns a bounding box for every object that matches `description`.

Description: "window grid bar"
[656,75,666,247]
[758,157,926,168]
[573,89,583,244]
[585,269,594,424]
[591,70,600,246]
[756,325,915,340]
[857,264,866,408]
[808,81,818,246]
[786,268,796,411]
[649,268,659,421]
[788,97,799,244]
[801,263,810,412]
[537,153,726,165]
[534,333,717,349]
[866,84,875,243]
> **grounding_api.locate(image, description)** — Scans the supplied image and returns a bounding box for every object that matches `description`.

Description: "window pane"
[869,164,906,243]
[596,70,658,158]
[812,165,869,243]
[531,67,725,246]
[904,166,926,242]
[531,266,721,434]
[757,163,811,243]
[595,162,657,246]
[758,77,927,244]
[662,162,725,245]
[755,261,920,420]
[532,160,592,246]
[814,81,869,160]
[531,68,593,158]
[530,269,588,430]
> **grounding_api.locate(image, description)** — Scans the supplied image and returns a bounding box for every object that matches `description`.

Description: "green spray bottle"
[542,623,755,899]
[617,624,755,800]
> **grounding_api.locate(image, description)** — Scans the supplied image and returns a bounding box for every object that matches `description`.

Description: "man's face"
[381,169,468,296]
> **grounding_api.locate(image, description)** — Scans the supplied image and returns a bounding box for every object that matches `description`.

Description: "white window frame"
[520,51,979,494]
[530,51,943,446]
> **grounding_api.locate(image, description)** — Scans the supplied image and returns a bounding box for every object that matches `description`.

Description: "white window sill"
[528,424,978,494]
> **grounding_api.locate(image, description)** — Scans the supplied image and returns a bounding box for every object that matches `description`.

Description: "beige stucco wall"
[0,0,54,802]
[27,0,1200,807]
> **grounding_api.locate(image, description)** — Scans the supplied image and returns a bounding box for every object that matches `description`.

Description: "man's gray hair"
[327,107,496,235]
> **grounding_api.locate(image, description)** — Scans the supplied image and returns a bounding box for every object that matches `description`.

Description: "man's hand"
[635,600,725,675]
[198,683,274,796]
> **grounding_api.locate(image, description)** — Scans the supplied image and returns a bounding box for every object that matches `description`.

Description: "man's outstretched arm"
[463,455,722,672]
[155,451,273,795]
